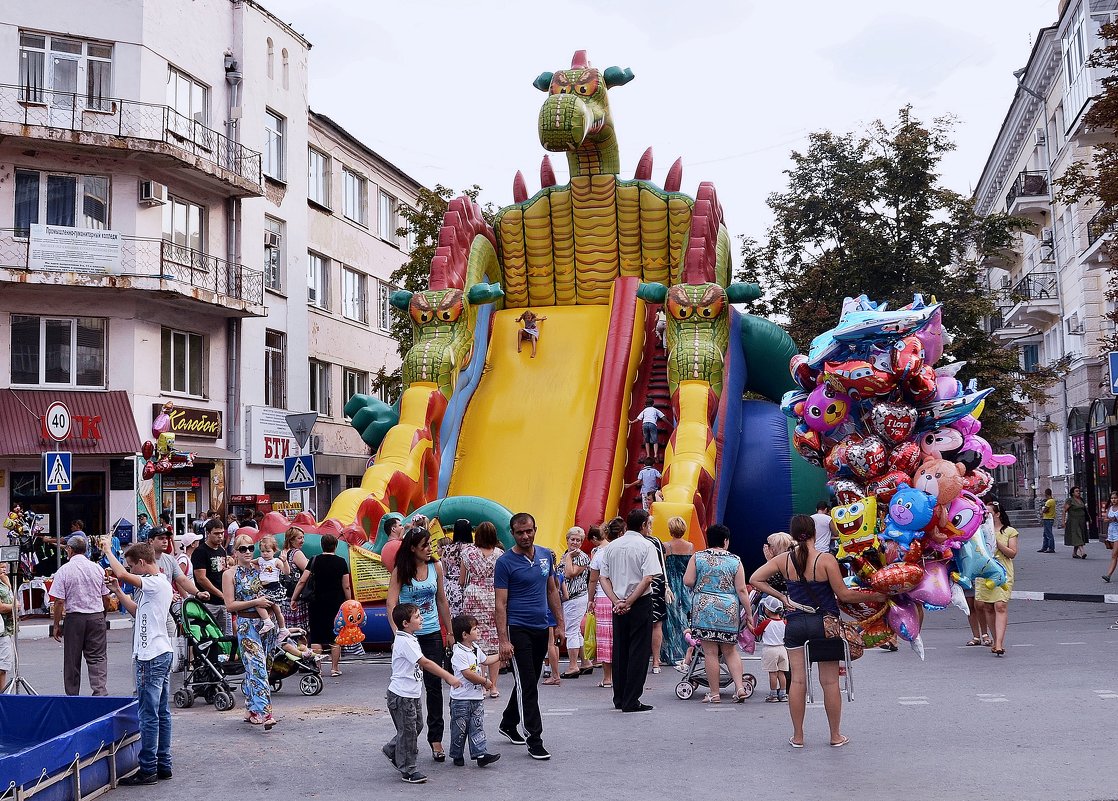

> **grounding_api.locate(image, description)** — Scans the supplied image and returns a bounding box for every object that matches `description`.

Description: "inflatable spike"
[512,170,527,203]
[540,155,557,188]
[635,147,653,180]
[665,157,683,192]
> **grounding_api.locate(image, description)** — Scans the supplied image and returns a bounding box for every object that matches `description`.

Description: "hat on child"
[760,596,784,614]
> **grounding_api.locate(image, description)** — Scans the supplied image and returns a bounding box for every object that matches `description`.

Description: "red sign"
[1097,430,1109,479]
[40,414,102,442]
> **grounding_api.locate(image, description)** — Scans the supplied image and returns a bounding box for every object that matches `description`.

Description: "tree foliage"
[1054,19,1118,351]
[737,106,1057,442]
[370,184,496,403]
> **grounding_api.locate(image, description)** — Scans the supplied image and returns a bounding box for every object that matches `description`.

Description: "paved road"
[8,600,1117,801]
[1010,525,1118,600]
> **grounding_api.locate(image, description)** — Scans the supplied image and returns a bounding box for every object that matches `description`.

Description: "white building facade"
[974,0,1118,523]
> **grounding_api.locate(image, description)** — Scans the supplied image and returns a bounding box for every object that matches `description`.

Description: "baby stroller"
[173,598,244,712]
[674,626,757,701]
[268,628,324,696]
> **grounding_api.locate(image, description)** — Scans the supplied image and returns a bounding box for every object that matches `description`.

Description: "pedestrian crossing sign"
[283,454,316,490]
[44,451,72,492]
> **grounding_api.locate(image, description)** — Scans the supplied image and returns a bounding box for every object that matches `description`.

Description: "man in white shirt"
[104,540,174,785]
[48,535,110,695]
[811,501,837,554]
[599,509,661,713]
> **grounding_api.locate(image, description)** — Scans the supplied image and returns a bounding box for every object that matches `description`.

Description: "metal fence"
[0,228,263,306]
[1005,170,1049,212]
[1086,207,1118,248]
[1008,271,1057,303]
[0,83,262,187]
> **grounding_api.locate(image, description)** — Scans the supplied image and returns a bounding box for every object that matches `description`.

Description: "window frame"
[307,251,330,310]
[18,31,113,110]
[14,168,110,236]
[264,216,285,293]
[377,280,393,333]
[10,314,106,388]
[342,267,368,324]
[342,168,367,225]
[308,147,331,208]
[309,360,332,417]
[160,327,206,397]
[263,108,286,181]
[264,329,287,408]
[378,190,398,245]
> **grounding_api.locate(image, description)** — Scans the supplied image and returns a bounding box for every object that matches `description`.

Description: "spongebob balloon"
[832,496,879,559]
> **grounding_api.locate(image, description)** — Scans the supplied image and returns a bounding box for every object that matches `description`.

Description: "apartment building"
[974,0,1117,521]
[304,110,421,514]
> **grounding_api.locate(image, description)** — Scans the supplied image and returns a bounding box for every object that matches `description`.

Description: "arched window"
[282,48,289,89]
[266,38,274,79]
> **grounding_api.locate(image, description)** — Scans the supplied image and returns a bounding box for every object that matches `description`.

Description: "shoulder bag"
[300,555,317,605]
[798,552,864,661]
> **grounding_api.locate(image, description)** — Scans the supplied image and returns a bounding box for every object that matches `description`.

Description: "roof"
[308,109,426,196]
[0,389,142,457]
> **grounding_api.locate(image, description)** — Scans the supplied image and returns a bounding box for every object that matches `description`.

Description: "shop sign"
[152,403,222,439]
[247,406,300,467]
[29,224,123,274]
[1097,431,1109,479]
[39,413,102,442]
[272,500,303,519]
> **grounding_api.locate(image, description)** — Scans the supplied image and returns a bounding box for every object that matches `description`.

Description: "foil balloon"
[828,479,866,505]
[915,387,995,433]
[142,461,156,480]
[914,458,967,506]
[937,490,985,550]
[886,598,922,642]
[793,425,825,466]
[838,584,887,621]
[907,560,953,610]
[781,389,809,420]
[333,600,366,646]
[890,336,925,381]
[858,610,895,648]
[867,470,910,504]
[823,442,851,477]
[141,441,155,460]
[803,383,852,433]
[950,582,971,615]
[869,562,924,595]
[869,402,918,444]
[881,483,936,550]
[832,496,879,558]
[910,635,926,661]
[916,306,946,364]
[824,359,895,399]
[962,468,994,497]
[918,427,965,463]
[906,365,938,404]
[888,441,922,475]
[789,354,819,391]
[152,402,173,437]
[846,436,888,480]
[952,532,1008,591]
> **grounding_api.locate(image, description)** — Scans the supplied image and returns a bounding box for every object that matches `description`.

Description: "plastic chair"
[802,638,854,703]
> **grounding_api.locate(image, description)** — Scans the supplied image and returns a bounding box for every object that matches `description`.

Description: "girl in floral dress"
[222,533,279,729]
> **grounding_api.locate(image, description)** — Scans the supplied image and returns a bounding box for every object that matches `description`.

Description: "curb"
[16,616,134,641]
[1011,590,1118,604]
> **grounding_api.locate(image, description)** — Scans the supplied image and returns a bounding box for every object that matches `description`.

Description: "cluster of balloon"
[140,402,197,480]
[782,294,1015,658]
[3,505,40,548]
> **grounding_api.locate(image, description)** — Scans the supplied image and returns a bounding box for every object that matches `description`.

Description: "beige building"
[974,0,1117,520]
[304,110,422,514]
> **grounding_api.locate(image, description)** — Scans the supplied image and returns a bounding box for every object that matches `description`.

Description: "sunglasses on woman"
[235,545,254,553]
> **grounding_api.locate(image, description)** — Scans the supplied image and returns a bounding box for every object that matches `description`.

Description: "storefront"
[1068,405,1099,539]
[0,390,141,541]
[1088,398,1118,526]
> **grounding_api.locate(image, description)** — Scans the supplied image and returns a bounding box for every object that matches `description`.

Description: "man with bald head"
[48,534,111,695]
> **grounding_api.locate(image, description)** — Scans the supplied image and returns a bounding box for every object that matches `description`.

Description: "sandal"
[560,671,582,679]
[788,737,804,749]
[964,637,982,646]
[579,666,594,675]
[980,634,992,647]
[597,681,613,688]
[733,692,748,704]
[330,670,342,677]
[702,693,721,704]
[542,677,561,686]
[651,667,661,674]
[992,648,1005,656]
[431,746,446,762]
[489,690,500,698]
[830,736,849,748]
[263,714,277,731]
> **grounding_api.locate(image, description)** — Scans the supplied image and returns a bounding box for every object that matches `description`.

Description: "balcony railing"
[1086,207,1118,248]
[1008,271,1058,304]
[1005,170,1049,212]
[0,229,263,306]
[0,83,261,187]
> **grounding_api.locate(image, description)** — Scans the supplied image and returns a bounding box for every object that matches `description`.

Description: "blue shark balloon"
[951,529,1007,591]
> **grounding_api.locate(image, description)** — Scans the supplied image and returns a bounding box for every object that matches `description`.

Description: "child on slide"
[516,310,547,358]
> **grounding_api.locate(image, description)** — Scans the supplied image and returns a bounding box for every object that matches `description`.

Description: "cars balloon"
[867,470,910,504]
[793,425,825,466]
[890,336,925,381]
[789,354,819,391]
[824,359,895,399]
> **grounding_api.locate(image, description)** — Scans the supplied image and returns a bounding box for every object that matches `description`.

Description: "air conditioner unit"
[309,434,324,454]
[138,180,167,206]
[1066,312,1085,335]
[1040,226,1053,244]
[264,231,282,249]
[1035,128,1047,146]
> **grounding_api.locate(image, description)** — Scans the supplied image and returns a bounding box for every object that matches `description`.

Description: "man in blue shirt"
[494,512,564,761]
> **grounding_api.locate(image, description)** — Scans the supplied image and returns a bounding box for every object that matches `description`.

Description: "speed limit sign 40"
[44,401,72,441]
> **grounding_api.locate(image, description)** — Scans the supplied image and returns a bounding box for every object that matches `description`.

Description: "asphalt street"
[8,599,1118,801]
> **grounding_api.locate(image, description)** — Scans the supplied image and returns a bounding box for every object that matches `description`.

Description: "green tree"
[737,106,1058,442]
[370,184,494,402]
[1054,19,1118,351]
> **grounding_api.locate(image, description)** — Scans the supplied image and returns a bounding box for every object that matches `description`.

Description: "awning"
[0,389,142,457]
[187,444,241,461]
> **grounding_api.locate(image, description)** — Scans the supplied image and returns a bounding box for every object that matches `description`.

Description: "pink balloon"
[152,412,171,437]
[907,560,953,609]
[886,598,922,642]
[916,307,945,364]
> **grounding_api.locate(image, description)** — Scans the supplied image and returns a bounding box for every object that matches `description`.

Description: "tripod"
[2,560,36,694]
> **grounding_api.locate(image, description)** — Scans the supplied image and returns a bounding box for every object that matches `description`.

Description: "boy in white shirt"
[449,615,502,768]
[383,603,461,784]
[625,457,662,511]
[103,540,174,785]
[754,596,789,703]
[630,398,666,461]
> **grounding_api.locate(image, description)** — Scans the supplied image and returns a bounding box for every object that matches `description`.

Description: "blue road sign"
[283,454,316,490]
[1110,352,1118,396]
[44,451,72,493]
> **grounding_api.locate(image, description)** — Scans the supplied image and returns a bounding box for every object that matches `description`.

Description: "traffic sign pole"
[43,450,72,573]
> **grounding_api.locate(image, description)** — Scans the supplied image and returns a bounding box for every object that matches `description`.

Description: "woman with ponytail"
[750,514,885,749]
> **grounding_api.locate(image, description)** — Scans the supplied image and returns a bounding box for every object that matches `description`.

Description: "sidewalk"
[16,614,133,640]
[1008,525,1118,603]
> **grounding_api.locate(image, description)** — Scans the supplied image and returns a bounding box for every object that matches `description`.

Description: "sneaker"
[476,753,501,767]
[765,694,779,703]
[498,725,527,745]
[452,757,465,767]
[401,772,428,784]
[259,619,275,635]
[157,769,173,780]
[778,694,789,702]
[622,703,654,713]
[527,743,551,760]
[119,772,158,786]
[1104,575,1112,583]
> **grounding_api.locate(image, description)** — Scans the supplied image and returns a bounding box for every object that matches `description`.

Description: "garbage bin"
[112,518,134,545]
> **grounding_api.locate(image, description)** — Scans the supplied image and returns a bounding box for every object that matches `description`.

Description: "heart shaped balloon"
[142,461,156,480]
[846,435,888,480]
[886,597,922,642]
[141,441,155,460]
[907,559,953,609]
[888,441,922,475]
[869,402,918,444]
[828,479,866,505]
[962,468,993,497]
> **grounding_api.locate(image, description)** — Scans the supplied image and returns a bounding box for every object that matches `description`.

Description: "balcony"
[999,271,1060,333]
[0,228,265,316]
[0,84,262,197]
[1005,170,1050,227]
[1082,207,1117,268]
[980,246,1020,271]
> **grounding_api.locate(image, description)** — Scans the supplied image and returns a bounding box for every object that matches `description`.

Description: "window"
[342,267,368,323]
[401,206,416,252]
[11,315,105,387]
[343,368,368,403]
[161,195,205,253]
[264,109,286,180]
[308,148,330,206]
[379,190,397,244]
[15,169,109,236]
[309,361,331,416]
[1021,344,1040,374]
[161,328,205,396]
[264,330,286,408]
[19,32,112,110]
[166,66,209,134]
[343,168,366,224]
[308,252,329,309]
[377,280,392,332]
[264,216,284,292]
